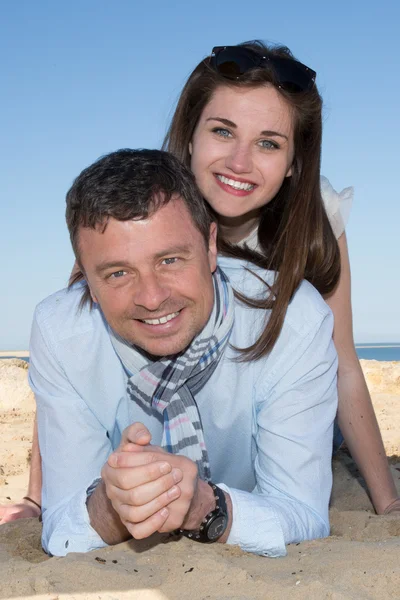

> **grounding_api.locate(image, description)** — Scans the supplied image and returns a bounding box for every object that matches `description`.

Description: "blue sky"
[1,0,399,349]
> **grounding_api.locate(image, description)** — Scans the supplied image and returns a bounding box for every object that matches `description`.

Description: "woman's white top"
[241,176,354,250]
[320,176,353,240]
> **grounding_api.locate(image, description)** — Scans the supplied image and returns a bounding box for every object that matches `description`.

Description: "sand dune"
[0,358,399,599]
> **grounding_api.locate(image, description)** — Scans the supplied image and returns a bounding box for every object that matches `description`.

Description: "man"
[30,149,337,558]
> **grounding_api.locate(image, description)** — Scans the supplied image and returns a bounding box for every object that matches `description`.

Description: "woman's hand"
[0,499,41,524]
[384,497,400,515]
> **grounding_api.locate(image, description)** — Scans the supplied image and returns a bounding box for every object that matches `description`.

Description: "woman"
[1,41,398,524]
[163,41,399,514]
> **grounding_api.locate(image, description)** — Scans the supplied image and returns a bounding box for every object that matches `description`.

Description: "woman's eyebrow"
[206,117,237,128]
[260,129,288,140]
[206,117,288,140]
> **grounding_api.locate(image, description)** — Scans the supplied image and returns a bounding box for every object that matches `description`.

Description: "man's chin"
[116,316,201,359]
[120,332,193,360]
[138,339,192,360]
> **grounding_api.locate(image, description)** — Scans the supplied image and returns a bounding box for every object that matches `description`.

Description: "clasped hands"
[101,423,215,540]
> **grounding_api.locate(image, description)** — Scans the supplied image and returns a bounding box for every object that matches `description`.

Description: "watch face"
[207,515,228,541]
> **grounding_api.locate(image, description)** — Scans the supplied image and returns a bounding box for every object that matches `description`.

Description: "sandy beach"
[0,357,399,600]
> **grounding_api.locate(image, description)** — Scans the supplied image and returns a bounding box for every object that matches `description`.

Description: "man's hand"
[102,423,215,539]
[0,499,41,524]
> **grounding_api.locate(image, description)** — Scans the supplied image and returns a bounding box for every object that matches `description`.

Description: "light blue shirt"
[29,256,338,558]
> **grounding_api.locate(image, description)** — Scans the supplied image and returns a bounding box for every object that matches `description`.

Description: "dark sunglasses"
[209,45,316,93]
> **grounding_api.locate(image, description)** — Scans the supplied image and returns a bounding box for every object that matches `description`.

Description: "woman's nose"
[225,144,253,174]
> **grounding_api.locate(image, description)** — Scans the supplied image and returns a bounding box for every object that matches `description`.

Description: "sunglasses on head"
[209,45,316,93]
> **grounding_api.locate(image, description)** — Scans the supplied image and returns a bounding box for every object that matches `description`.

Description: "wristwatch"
[178,482,228,543]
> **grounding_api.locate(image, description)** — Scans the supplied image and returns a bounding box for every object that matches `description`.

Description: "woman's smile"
[214,173,257,195]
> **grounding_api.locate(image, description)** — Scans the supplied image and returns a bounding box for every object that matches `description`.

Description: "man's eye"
[162,257,178,265]
[109,270,127,278]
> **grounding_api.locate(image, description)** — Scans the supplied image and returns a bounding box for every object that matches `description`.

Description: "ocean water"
[2,344,400,362]
[355,344,400,361]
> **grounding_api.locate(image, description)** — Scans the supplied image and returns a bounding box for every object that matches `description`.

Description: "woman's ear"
[189,141,193,156]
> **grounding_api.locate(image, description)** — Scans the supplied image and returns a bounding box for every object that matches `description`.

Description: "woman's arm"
[26,415,42,503]
[0,263,81,525]
[325,233,399,514]
[0,416,42,523]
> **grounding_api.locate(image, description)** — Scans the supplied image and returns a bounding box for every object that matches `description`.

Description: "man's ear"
[84,274,98,304]
[74,258,98,303]
[208,222,218,273]
[89,287,98,304]
[189,141,193,156]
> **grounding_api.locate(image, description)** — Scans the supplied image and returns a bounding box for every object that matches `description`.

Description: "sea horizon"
[2,343,400,362]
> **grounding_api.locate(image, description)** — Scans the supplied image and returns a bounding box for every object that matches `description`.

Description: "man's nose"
[225,143,253,174]
[133,272,171,311]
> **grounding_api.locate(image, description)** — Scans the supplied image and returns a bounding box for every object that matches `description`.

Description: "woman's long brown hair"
[162,40,340,361]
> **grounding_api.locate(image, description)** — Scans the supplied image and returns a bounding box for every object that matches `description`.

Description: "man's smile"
[139,310,181,326]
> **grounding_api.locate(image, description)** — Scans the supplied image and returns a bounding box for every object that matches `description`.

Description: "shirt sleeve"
[29,307,111,556]
[218,308,338,557]
[320,175,353,239]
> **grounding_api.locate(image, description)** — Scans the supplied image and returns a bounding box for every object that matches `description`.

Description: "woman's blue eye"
[259,140,279,150]
[110,270,126,278]
[213,128,231,138]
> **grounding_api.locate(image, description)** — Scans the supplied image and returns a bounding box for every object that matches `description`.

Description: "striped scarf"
[109,266,234,481]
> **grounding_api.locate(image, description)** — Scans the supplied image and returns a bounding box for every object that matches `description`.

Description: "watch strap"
[178,482,228,543]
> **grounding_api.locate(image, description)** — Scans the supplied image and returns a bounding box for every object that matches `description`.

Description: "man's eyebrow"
[206,117,288,140]
[95,260,132,273]
[153,244,192,259]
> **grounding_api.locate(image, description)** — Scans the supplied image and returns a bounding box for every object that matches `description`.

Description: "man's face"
[78,197,218,357]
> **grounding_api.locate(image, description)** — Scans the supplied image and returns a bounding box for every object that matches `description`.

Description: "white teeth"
[217,175,255,191]
[142,311,180,325]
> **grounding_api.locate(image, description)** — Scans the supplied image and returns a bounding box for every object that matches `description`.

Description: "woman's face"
[190,84,295,226]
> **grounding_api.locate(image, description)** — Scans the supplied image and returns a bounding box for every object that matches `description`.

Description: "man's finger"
[108,448,166,469]
[104,459,173,489]
[103,457,178,490]
[124,507,169,540]
[120,423,152,448]
[117,485,181,524]
[107,449,163,471]
[118,442,146,454]
[108,469,183,506]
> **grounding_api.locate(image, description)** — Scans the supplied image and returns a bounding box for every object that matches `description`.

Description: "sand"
[0,357,399,600]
